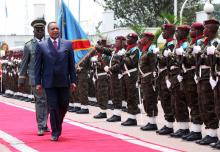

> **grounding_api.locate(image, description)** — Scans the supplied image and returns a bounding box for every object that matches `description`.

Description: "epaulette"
[211,38,220,47]
[181,42,188,49]
[25,39,34,45]
[196,38,204,46]
[148,44,156,54]
[167,40,175,47]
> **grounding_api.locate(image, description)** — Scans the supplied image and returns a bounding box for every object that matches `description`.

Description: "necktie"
[53,40,58,49]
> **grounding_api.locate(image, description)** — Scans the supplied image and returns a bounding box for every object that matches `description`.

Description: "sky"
[0,0,104,35]
[0,0,220,36]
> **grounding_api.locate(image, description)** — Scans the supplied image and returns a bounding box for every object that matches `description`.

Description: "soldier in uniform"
[96,36,126,121]
[74,53,91,114]
[167,25,190,138]
[194,19,219,145]
[120,33,140,126]
[156,24,175,135]
[180,22,204,141]
[18,18,49,136]
[138,32,158,131]
[209,20,220,149]
[91,39,110,118]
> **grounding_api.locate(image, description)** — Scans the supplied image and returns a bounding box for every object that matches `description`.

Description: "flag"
[57,0,92,64]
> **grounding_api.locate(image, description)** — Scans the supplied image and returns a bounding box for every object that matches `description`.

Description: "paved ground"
[0,95,219,152]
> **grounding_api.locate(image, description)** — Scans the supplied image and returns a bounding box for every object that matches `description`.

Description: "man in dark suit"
[35,21,77,141]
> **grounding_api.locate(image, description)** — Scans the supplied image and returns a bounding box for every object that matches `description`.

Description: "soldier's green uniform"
[121,33,140,126]
[156,24,176,135]
[138,32,158,131]
[91,50,110,118]
[18,18,49,136]
[75,56,90,114]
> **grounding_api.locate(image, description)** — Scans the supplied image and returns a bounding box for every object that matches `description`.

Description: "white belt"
[200,65,210,69]
[199,65,210,77]
[141,72,152,78]
[97,72,107,76]
[185,66,196,72]
[122,68,137,75]
[159,67,167,73]
[170,66,179,70]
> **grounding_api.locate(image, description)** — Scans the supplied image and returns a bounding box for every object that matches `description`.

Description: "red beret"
[127,33,138,39]
[204,19,220,26]
[141,32,155,38]
[162,24,176,30]
[115,36,126,41]
[177,25,190,32]
[191,22,204,30]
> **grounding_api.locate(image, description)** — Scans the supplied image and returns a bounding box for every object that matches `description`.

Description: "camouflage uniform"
[138,34,158,130]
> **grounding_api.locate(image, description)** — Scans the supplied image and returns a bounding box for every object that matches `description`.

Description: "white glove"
[166,79,171,89]
[192,45,201,54]
[175,47,184,56]
[91,55,98,62]
[207,45,216,55]
[194,75,198,84]
[163,49,171,57]
[209,76,218,90]
[153,48,160,54]
[117,48,126,56]
[177,75,183,82]
[104,66,109,72]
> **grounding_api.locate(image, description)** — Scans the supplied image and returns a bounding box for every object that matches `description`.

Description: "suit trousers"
[45,87,69,137]
[31,86,48,130]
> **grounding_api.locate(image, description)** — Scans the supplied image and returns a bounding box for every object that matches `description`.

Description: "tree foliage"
[95,0,202,27]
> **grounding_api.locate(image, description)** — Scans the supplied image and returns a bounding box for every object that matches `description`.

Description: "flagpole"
[78,0,80,22]
[4,0,8,42]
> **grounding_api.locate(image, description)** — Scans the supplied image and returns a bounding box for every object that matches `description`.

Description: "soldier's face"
[115,40,122,48]
[190,28,196,38]
[34,26,45,39]
[48,23,60,39]
[162,30,169,39]
[140,36,150,45]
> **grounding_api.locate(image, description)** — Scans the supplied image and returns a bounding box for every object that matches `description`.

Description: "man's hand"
[36,85,42,94]
[70,83,77,92]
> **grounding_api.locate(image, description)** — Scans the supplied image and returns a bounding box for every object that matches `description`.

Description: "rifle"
[75,47,95,69]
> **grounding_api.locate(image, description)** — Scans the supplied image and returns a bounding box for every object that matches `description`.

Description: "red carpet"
[0,101,181,152]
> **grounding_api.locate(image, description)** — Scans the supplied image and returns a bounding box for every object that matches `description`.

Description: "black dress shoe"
[106,115,121,122]
[184,132,202,141]
[121,118,137,126]
[170,129,190,138]
[76,108,89,114]
[51,136,59,141]
[157,125,173,135]
[196,135,218,145]
[140,123,157,131]
[211,140,220,149]
[43,127,50,132]
[69,106,81,112]
[94,112,107,119]
[122,106,128,112]
[37,129,44,136]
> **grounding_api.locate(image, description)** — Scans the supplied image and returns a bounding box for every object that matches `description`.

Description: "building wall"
[0,27,161,48]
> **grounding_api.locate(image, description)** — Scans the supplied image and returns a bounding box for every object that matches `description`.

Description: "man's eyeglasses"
[35,27,45,32]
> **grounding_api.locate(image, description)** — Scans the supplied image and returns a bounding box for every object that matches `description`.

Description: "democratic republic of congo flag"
[57,0,92,64]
